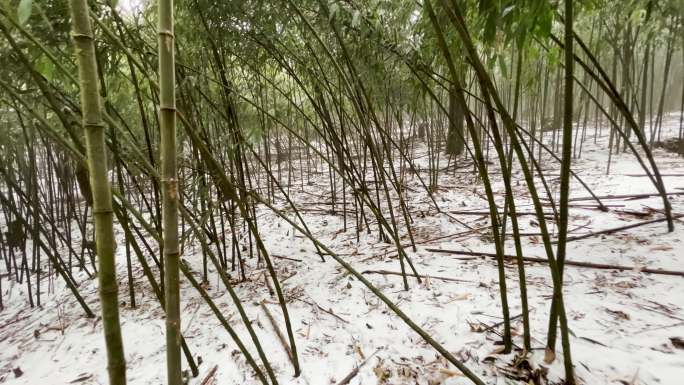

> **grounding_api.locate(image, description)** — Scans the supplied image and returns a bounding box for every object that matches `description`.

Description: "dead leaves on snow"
[605,308,631,321]
[499,351,550,385]
[370,354,468,385]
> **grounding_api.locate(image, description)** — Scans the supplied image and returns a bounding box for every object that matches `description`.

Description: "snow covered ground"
[1,114,683,385]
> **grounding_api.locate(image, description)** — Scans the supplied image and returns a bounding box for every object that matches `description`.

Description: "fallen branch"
[425,249,684,277]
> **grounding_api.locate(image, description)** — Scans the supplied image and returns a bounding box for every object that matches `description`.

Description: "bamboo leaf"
[501,4,516,18]
[36,55,54,82]
[352,10,360,27]
[497,55,508,78]
[329,2,339,21]
[17,0,32,25]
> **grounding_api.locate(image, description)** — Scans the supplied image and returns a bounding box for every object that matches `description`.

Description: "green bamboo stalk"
[253,194,485,385]
[547,2,576,382]
[67,0,126,384]
[563,32,674,232]
[423,0,513,352]
[157,0,182,383]
[436,3,577,381]
[177,203,277,385]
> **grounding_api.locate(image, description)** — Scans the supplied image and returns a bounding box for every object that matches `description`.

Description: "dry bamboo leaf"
[483,345,507,362]
[438,368,462,377]
[614,280,637,289]
[451,293,472,301]
[468,321,487,332]
[543,347,556,364]
[69,373,92,383]
[606,308,631,320]
[649,245,673,251]
[354,344,365,360]
[373,360,391,383]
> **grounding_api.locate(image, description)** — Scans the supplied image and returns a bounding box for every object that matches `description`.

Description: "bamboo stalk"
[157,0,182,383]
[67,0,126,383]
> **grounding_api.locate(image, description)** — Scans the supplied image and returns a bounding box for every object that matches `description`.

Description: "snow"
[1,113,683,385]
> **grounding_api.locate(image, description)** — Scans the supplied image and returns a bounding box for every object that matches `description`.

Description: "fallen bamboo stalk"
[335,348,382,385]
[449,210,553,217]
[199,365,218,385]
[411,227,485,246]
[646,207,684,224]
[482,312,527,332]
[362,269,475,283]
[296,297,349,324]
[271,254,303,263]
[561,214,684,242]
[543,191,684,202]
[260,300,295,368]
[542,203,624,208]
[425,249,684,277]
[624,173,684,177]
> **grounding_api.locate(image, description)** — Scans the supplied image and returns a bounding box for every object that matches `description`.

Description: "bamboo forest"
[0,0,683,384]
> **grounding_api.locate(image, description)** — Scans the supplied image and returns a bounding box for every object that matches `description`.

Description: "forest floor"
[1,114,684,385]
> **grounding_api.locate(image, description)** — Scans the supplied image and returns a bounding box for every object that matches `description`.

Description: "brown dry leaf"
[486,345,507,357]
[397,365,417,379]
[543,347,556,364]
[438,368,462,377]
[614,280,637,289]
[510,324,525,337]
[354,344,365,360]
[468,321,487,333]
[69,374,93,383]
[373,360,391,383]
[482,346,507,363]
[606,308,631,320]
[670,337,684,349]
